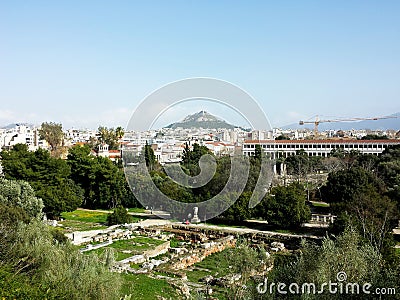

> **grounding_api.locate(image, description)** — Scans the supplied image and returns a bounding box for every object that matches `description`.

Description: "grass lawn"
[120,273,180,300]
[84,236,166,261]
[311,201,330,207]
[58,220,108,232]
[128,207,146,213]
[274,228,297,234]
[61,210,109,223]
[184,249,240,299]
[59,209,142,231]
[185,249,232,283]
[59,210,110,231]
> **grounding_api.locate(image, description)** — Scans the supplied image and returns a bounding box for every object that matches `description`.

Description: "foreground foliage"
[270,228,400,300]
[0,179,122,299]
[1,144,83,218]
[0,221,121,300]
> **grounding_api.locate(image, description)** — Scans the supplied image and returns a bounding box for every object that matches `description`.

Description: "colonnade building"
[242,139,400,159]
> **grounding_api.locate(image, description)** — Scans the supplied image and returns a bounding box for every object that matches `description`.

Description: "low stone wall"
[119,241,170,265]
[119,254,146,265]
[145,241,170,259]
[65,225,120,245]
[80,239,112,252]
[172,236,236,270]
[167,223,321,249]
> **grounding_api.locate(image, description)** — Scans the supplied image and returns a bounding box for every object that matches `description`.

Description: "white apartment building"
[153,143,186,164]
[204,141,235,156]
[0,125,48,150]
[65,128,98,144]
[94,143,121,161]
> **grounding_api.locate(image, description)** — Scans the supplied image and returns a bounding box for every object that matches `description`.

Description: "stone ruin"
[171,236,236,270]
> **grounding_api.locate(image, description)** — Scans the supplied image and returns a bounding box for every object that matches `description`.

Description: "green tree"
[97,126,120,150]
[285,149,310,179]
[0,220,122,299]
[181,143,213,176]
[361,134,388,140]
[322,166,399,253]
[144,142,156,171]
[254,144,262,159]
[1,145,83,218]
[115,126,125,139]
[0,178,44,219]
[221,240,271,299]
[379,145,400,210]
[39,122,64,153]
[67,144,135,209]
[351,185,398,251]
[0,144,33,180]
[275,134,290,140]
[67,144,97,201]
[219,191,253,223]
[321,167,383,207]
[270,227,391,300]
[107,205,132,225]
[259,183,311,228]
[94,156,130,208]
[0,204,30,226]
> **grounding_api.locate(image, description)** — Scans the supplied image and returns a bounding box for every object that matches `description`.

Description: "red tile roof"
[109,150,121,153]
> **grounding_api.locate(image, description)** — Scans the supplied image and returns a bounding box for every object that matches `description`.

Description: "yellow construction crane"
[299,115,399,135]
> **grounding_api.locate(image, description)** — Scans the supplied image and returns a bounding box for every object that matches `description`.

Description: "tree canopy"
[39,122,64,153]
[1,144,83,218]
[271,227,398,299]
[0,178,44,219]
[97,126,122,150]
[0,177,122,299]
[67,144,136,209]
[257,183,311,228]
[321,164,399,253]
[107,205,132,225]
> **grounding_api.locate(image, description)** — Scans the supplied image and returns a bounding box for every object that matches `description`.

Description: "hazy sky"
[1,1,399,129]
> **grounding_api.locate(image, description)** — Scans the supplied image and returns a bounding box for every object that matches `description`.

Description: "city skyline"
[1,1,400,128]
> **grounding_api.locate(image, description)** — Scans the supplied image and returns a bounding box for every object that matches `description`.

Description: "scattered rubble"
[270,241,285,252]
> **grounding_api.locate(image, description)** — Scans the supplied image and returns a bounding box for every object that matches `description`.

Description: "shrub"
[107,206,132,225]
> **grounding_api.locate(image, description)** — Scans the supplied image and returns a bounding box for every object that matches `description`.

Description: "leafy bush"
[0,178,44,219]
[0,220,121,299]
[107,206,132,225]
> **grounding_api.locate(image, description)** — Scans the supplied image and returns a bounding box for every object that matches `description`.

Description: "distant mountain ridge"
[281,113,400,131]
[165,111,237,129]
[1,123,35,129]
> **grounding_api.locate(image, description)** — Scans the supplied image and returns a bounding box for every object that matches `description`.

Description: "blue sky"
[1,1,399,129]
